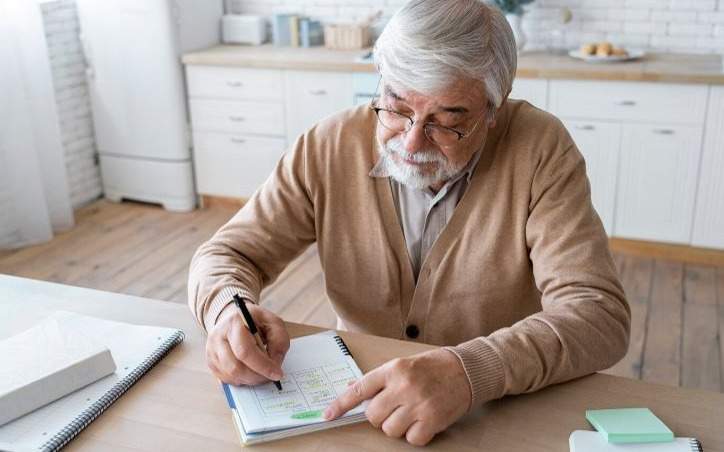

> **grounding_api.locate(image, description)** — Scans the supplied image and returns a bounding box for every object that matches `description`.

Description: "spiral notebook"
[223,330,368,445]
[570,431,703,452]
[0,311,184,452]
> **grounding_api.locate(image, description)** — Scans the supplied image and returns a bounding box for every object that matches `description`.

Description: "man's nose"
[402,122,429,154]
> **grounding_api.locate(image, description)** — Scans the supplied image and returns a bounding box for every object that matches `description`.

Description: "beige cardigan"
[188,100,631,408]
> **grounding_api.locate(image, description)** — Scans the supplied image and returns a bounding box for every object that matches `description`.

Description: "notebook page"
[0,311,182,450]
[227,330,367,433]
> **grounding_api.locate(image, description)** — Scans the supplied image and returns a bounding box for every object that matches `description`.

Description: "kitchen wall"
[40,0,102,209]
[228,0,724,54]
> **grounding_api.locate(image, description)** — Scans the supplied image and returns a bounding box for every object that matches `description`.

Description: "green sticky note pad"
[585,408,674,443]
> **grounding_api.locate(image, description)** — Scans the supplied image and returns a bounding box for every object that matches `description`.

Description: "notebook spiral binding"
[333,335,352,357]
[39,331,185,452]
[689,438,703,452]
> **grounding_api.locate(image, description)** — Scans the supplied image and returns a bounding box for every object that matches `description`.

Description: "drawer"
[189,99,285,136]
[186,66,284,101]
[549,80,707,125]
[509,78,547,110]
[285,70,353,143]
[192,132,286,198]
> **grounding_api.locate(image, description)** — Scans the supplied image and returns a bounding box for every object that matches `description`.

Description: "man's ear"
[488,93,510,128]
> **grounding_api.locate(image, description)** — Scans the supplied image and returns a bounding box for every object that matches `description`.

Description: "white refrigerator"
[76,0,223,211]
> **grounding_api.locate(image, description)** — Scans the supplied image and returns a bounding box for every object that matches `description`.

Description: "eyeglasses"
[370,103,484,148]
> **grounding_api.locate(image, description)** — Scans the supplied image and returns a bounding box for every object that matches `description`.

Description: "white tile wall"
[228,0,724,54]
[40,0,102,209]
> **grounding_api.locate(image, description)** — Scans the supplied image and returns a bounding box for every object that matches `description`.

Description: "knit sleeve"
[187,133,316,332]
[450,133,630,407]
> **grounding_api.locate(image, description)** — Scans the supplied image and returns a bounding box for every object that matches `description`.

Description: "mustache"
[384,137,445,164]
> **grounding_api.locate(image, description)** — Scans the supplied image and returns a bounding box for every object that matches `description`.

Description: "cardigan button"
[405,324,420,339]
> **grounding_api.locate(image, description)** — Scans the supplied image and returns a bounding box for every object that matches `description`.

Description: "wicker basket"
[323,23,370,50]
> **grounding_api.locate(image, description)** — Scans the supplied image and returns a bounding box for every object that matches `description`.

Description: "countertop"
[182,44,724,85]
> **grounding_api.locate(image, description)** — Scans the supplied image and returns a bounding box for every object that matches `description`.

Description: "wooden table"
[2,274,723,451]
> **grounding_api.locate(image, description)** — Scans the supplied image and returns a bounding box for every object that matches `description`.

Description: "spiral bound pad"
[225,330,367,444]
[0,312,185,452]
[569,430,704,451]
[334,335,352,356]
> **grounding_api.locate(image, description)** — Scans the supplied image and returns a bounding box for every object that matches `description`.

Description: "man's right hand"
[205,302,290,386]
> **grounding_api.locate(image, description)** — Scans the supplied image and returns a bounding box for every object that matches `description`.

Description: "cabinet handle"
[229,116,245,122]
[226,81,243,87]
[576,124,595,131]
[616,100,637,106]
[308,89,327,96]
[652,128,675,135]
[230,137,246,144]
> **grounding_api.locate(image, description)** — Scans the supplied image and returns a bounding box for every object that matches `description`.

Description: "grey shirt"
[369,151,482,281]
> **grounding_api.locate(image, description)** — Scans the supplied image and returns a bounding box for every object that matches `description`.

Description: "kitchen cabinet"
[510,78,547,110]
[550,80,708,245]
[692,86,724,249]
[193,133,286,197]
[615,124,702,243]
[183,60,724,250]
[562,119,621,234]
[284,70,354,144]
[186,66,287,198]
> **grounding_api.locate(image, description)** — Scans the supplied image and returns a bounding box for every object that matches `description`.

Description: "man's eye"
[431,123,459,130]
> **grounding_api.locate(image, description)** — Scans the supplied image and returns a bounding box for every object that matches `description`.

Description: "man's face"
[374,77,493,191]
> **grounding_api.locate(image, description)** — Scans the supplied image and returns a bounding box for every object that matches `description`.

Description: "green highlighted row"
[291,410,323,420]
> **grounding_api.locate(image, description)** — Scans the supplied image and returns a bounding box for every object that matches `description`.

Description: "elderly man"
[188,0,630,446]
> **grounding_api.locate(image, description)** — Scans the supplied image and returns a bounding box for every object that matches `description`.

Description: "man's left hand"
[323,348,471,446]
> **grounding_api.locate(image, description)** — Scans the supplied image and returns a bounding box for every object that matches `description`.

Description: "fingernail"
[272,371,283,380]
[323,408,333,420]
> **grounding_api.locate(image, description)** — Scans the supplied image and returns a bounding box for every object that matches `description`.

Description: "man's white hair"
[373,0,517,122]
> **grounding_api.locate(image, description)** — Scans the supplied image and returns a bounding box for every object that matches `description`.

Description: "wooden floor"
[1,199,722,393]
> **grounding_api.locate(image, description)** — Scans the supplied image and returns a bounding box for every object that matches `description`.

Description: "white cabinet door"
[562,120,621,234]
[615,124,703,244]
[509,78,547,110]
[284,70,354,144]
[692,86,724,249]
[192,132,286,198]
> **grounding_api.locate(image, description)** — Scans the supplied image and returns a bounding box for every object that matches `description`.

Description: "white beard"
[377,135,465,189]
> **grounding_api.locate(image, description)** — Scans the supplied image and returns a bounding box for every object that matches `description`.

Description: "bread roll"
[596,41,612,57]
[580,43,596,56]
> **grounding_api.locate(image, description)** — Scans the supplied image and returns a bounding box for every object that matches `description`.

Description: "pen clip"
[233,294,258,335]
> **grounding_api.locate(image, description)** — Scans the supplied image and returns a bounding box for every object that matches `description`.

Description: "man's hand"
[205,303,290,386]
[324,348,471,446]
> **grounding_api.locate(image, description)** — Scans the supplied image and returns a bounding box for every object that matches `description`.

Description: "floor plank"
[605,255,653,379]
[640,260,683,387]
[681,265,720,391]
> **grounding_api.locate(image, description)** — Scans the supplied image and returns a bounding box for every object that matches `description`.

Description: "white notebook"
[0,311,184,452]
[0,315,117,426]
[224,330,368,445]
[570,430,703,452]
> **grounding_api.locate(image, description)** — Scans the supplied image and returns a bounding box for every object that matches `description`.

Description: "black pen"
[233,294,283,391]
